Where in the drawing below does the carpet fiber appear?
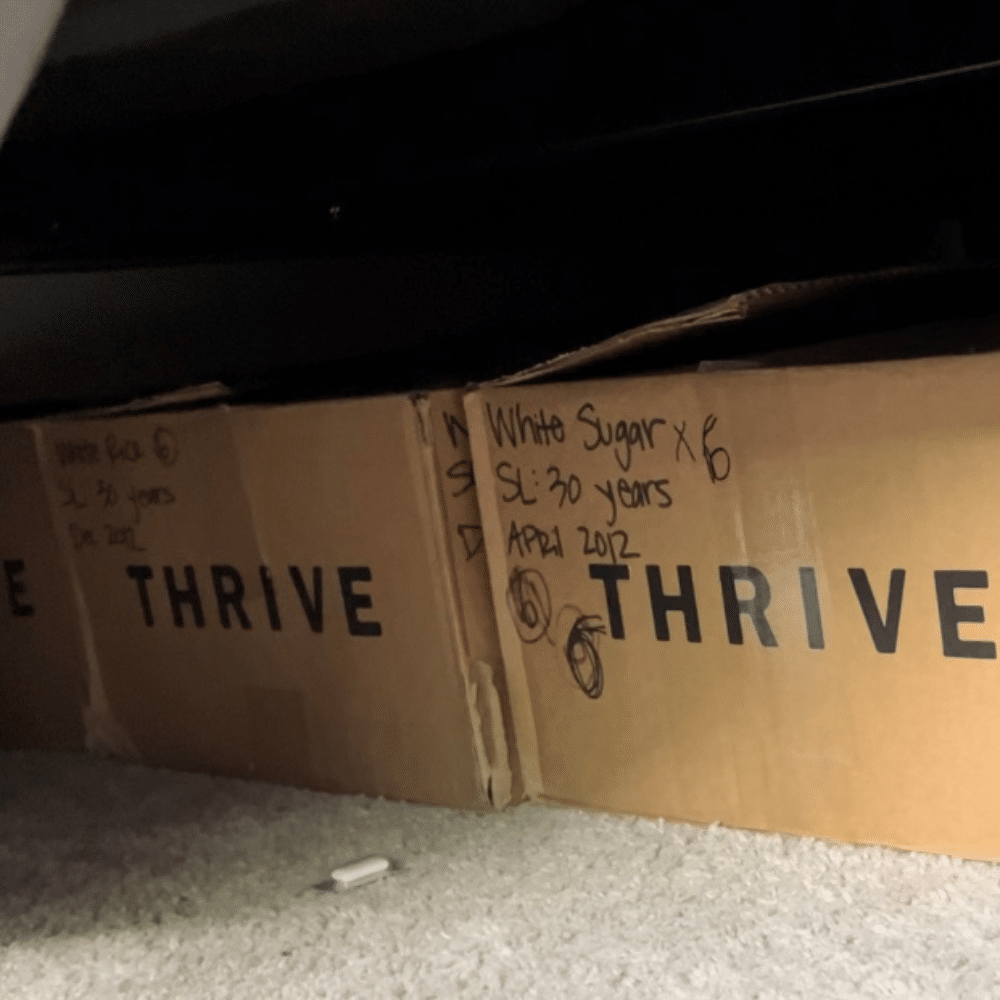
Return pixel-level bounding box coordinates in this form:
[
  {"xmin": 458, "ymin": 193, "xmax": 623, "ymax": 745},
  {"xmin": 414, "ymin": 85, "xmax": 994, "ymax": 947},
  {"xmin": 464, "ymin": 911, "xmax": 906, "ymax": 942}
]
[{"xmin": 1, "ymin": 750, "xmax": 998, "ymax": 998}]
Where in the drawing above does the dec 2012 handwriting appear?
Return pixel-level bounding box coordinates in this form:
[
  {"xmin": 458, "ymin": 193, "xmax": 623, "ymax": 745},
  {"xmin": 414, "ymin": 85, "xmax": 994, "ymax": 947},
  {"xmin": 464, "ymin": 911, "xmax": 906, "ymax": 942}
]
[
  {"xmin": 54, "ymin": 425, "xmax": 181, "ymax": 555},
  {"xmin": 68, "ymin": 523, "xmax": 145, "ymax": 553},
  {"xmin": 506, "ymin": 566, "xmax": 606, "ymax": 699}
]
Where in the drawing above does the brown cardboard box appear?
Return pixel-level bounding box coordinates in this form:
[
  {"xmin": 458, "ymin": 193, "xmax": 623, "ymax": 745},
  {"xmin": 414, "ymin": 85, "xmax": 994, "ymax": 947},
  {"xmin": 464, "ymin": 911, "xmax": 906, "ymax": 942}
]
[
  {"xmin": 17, "ymin": 389, "xmax": 517, "ymax": 809},
  {"xmin": 0, "ymin": 422, "xmax": 87, "ymax": 750},
  {"xmin": 465, "ymin": 273, "xmax": 1000, "ymax": 858}
]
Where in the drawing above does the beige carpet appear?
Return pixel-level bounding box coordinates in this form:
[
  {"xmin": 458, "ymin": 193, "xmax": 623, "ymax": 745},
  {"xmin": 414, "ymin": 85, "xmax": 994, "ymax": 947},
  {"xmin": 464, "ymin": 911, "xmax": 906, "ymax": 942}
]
[{"xmin": 1, "ymin": 749, "xmax": 999, "ymax": 999}]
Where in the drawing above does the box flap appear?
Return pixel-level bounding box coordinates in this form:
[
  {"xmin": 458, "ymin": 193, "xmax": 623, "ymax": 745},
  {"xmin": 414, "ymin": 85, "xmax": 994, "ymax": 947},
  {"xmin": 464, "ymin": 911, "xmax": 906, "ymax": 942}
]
[{"xmin": 493, "ymin": 263, "xmax": 1000, "ymax": 386}]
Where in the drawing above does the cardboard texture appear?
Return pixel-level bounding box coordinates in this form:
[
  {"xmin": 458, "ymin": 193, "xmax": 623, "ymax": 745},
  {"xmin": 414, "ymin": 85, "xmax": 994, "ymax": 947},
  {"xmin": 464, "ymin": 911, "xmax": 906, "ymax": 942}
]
[
  {"xmin": 466, "ymin": 346, "xmax": 1000, "ymax": 859},
  {"xmin": 7, "ymin": 389, "xmax": 515, "ymax": 810},
  {"xmin": 0, "ymin": 422, "xmax": 87, "ymax": 750}
]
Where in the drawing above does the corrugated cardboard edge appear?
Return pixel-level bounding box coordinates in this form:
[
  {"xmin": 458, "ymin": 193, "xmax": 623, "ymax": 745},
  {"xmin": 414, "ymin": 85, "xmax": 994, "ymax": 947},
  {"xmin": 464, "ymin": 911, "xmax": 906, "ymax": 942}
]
[
  {"xmin": 493, "ymin": 264, "xmax": 941, "ymax": 386},
  {"xmin": 28, "ymin": 420, "xmax": 140, "ymax": 762},
  {"xmin": 461, "ymin": 390, "xmax": 544, "ymax": 801},
  {"xmin": 411, "ymin": 396, "xmax": 513, "ymax": 810}
]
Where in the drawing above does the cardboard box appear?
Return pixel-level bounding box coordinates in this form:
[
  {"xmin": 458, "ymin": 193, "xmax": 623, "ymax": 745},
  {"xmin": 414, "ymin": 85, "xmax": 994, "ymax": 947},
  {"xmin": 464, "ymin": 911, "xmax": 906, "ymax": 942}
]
[
  {"xmin": 465, "ymin": 272, "xmax": 1000, "ymax": 858},
  {"xmin": 10, "ymin": 389, "xmax": 518, "ymax": 810},
  {"xmin": 0, "ymin": 422, "xmax": 87, "ymax": 750}
]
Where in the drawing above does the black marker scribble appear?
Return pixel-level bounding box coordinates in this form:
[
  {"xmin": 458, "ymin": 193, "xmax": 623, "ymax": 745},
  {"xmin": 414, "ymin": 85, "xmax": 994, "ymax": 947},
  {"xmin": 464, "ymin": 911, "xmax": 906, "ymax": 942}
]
[
  {"xmin": 508, "ymin": 568, "xmax": 607, "ymax": 698},
  {"xmin": 506, "ymin": 566, "xmax": 552, "ymax": 644},
  {"xmin": 565, "ymin": 614, "xmax": 606, "ymax": 699}
]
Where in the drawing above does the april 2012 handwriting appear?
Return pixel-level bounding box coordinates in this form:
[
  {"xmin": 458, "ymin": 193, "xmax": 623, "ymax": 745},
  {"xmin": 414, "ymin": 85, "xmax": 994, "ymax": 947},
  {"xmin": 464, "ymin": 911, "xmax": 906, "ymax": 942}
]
[{"xmin": 507, "ymin": 521, "xmax": 641, "ymax": 565}]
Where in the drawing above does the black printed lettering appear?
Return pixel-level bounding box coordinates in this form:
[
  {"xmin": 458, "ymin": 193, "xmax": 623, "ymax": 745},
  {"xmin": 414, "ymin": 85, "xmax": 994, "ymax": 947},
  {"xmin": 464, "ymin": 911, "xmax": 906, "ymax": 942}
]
[
  {"xmin": 210, "ymin": 565, "xmax": 251, "ymax": 630},
  {"xmin": 719, "ymin": 566, "xmax": 777, "ymax": 647},
  {"xmin": 163, "ymin": 565, "xmax": 205, "ymax": 628},
  {"xmin": 289, "ymin": 566, "xmax": 323, "ymax": 634},
  {"xmin": 126, "ymin": 565, "xmax": 155, "ymax": 626},
  {"xmin": 799, "ymin": 567, "xmax": 825, "ymax": 650},
  {"xmin": 646, "ymin": 565, "xmax": 700, "ymax": 642},
  {"xmin": 935, "ymin": 570, "xmax": 996, "ymax": 660},
  {"xmin": 2, "ymin": 560, "xmax": 33, "ymax": 618},
  {"xmin": 589, "ymin": 564, "xmax": 629, "ymax": 639},
  {"xmin": 848, "ymin": 568, "xmax": 905, "ymax": 654},
  {"xmin": 259, "ymin": 567, "xmax": 282, "ymax": 631},
  {"xmin": 338, "ymin": 566, "xmax": 382, "ymax": 637}
]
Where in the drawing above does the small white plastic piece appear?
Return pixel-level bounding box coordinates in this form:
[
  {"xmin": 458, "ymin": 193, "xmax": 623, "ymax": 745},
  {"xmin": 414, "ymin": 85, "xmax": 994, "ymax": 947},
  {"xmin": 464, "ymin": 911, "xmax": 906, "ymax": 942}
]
[{"xmin": 330, "ymin": 856, "xmax": 391, "ymax": 890}]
